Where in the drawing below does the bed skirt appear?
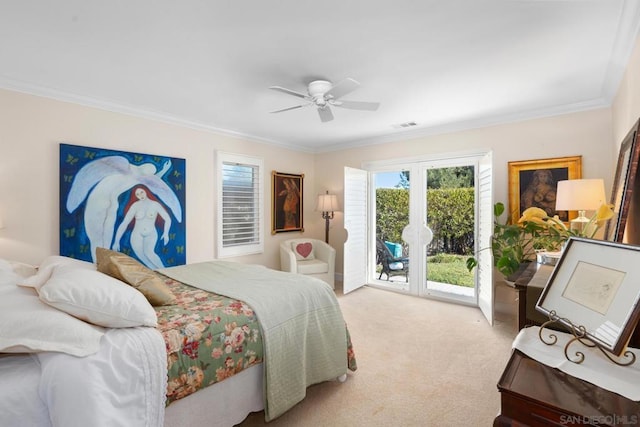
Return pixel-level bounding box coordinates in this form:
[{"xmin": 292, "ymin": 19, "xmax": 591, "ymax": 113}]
[{"xmin": 164, "ymin": 364, "xmax": 264, "ymax": 427}]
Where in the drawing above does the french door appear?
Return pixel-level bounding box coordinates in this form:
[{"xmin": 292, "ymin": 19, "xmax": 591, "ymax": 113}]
[{"xmin": 343, "ymin": 151, "xmax": 494, "ymax": 324}]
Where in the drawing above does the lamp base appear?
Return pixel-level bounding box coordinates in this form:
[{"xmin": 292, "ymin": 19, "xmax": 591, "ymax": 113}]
[
  {"xmin": 569, "ymin": 210, "xmax": 593, "ymax": 236},
  {"xmin": 324, "ymin": 217, "xmax": 330, "ymax": 244}
]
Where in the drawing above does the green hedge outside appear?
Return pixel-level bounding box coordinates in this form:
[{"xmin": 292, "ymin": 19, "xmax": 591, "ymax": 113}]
[{"xmin": 376, "ymin": 187, "xmax": 475, "ymax": 255}]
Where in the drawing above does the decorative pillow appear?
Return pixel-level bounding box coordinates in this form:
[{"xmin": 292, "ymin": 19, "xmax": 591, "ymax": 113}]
[
  {"xmin": 20, "ymin": 256, "xmax": 96, "ymax": 290},
  {"xmin": 0, "ymin": 270, "xmax": 104, "ymax": 356},
  {"xmin": 292, "ymin": 242, "xmax": 315, "ymax": 261},
  {"xmin": 96, "ymin": 248, "xmax": 175, "ymax": 306},
  {"xmin": 38, "ymin": 266, "xmax": 158, "ymax": 328}
]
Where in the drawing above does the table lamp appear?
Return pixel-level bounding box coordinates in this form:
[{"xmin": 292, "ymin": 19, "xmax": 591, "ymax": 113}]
[
  {"xmin": 555, "ymin": 179, "xmax": 606, "ymax": 235},
  {"xmin": 316, "ymin": 191, "xmax": 340, "ymax": 244}
]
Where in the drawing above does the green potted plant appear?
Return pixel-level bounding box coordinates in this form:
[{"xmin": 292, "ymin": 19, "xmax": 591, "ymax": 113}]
[{"xmin": 466, "ymin": 202, "xmax": 613, "ymax": 279}]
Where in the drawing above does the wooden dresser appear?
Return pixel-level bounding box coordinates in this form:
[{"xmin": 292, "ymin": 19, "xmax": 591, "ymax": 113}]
[{"xmin": 494, "ymin": 350, "xmax": 640, "ymax": 427}]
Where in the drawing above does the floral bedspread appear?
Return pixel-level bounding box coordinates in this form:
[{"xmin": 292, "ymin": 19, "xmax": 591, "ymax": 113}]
[
  {"xmin": 155, "ymin": 276, "xmax": 263, "ymax": 405},
  {"xmin": 155, "ymin": 275, "xmax": 357, "ymax": 406}
]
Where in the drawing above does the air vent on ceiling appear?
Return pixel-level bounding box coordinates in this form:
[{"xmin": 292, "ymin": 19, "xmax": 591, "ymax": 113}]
[{"xmin": 392, "ymin": 121, "xmax": 418, "ymax": 129}]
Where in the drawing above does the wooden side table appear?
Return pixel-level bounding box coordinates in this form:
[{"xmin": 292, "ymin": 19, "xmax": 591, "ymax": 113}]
[
  {"xmin": 494, "ymin": 350, "xmax": 640, "ymax": 427},
  {"xmin": 512, "ymin": 262, "xmax": 553, "ymax": 330}
]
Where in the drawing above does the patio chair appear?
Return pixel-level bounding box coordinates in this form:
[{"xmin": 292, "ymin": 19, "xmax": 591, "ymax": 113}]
[{"xmin": 376, "ymin": 238, "xmax": 409, "ymax": 282}]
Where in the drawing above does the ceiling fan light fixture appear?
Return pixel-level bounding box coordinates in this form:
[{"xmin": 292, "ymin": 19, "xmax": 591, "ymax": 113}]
[
  {"xmin": 308, "ymin": 80, "xmax": 333, "ymax": 97},
  {"xmin": 269, "ymin": 77, "xmax": 380, "ymax": 123}
]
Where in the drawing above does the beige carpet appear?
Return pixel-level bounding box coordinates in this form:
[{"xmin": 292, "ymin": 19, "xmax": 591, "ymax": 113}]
[{"xmin": 238, "ymin": 285, "xmax": 518, "ymax": 427}]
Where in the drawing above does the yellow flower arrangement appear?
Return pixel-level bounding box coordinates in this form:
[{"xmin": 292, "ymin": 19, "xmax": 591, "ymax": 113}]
[
  {"xmin": 592, "ymin": 203, "xmax": 616, "ymax": 233},
  {"xmin": 467, "ymin": 202, "xmax": 614, "ymax": 277}
]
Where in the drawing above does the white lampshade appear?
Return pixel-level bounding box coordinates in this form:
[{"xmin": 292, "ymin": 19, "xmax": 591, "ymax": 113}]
[
  {"xmin": 316, "ymin": 193, "xmax": 340, "ymax": 212},
  {"xmin": 555, "ymin": 179, "xmax": 606, "ymax": 211},
  {"xmin": 555, "ymin": 179, "xmax": 606, "ymax": 234}
]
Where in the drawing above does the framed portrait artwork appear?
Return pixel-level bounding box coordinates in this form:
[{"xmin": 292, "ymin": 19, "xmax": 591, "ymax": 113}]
[
  {"xmin": 536, "ymin": 237, "xmax": 640, "ymax": 356},
  {"xmin": 272, "ymin": 171, "xmax": 304, "ymax": 234},
  {"xmin": 605, "ymin": 119, "xmax": 640, "ymax": 242},
  {"xmin": 508, "ymin": 156, "xmax": 582, "ymax": 224}
]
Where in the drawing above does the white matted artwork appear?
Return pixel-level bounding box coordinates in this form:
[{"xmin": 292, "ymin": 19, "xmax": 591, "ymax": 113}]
[
  {"xmin": 561, "ymin": 261, "xmax": 625, "ymax": 315},
  {"xmin": 536, "ymin": 237, "xmax": 640, "ymax": 356}
]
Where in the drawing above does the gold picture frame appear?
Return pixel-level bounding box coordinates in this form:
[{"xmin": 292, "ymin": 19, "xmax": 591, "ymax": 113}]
[
  {"xmin": 508, "ymin": 156, "xmax": 582, "ymax": 224},
  {"xmin": 272, "ymin": 171, "xmax": 304, "ymax": 234}
]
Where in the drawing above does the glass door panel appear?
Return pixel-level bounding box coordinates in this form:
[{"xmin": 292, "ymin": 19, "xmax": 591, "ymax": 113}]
[
  {"xmin": 423, "ymin": 164, "xmax": 476, "ymax": 303},
  {"xmin": 372, "ymin": 170, "xmax": 410, "ymax": 292}
]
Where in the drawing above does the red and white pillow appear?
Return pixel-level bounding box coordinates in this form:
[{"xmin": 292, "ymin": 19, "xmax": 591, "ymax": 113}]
[{"xmin": 292, "ymin": 242, "xmax": 315, "ymax": 261}]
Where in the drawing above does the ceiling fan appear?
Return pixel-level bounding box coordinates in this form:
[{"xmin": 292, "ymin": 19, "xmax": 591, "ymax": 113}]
[{"xmin": 269, "ymin": 78, "xmax": 380, "ymax": 123}]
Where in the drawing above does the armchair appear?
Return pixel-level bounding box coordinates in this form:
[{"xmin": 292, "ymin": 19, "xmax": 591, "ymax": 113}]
[{"xmin": 280, "ymin": 238, "xmax": 336, "ymax": 289}]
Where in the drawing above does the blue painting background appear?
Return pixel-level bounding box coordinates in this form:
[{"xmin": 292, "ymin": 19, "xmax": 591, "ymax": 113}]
[{"xmin": 60, "ymin": 143, "xmax": 186, "ymax": 267}]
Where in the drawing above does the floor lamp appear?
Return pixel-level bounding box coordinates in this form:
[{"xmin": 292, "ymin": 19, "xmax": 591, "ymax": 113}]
[{"xmin": 316, "ymin": 191, "xmax": 340, "ymax": 244}]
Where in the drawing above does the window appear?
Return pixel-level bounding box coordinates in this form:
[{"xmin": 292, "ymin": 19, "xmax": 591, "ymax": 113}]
[{"xmin": 216, "ymin": 152, "xmax": 264, "ymax": 258}]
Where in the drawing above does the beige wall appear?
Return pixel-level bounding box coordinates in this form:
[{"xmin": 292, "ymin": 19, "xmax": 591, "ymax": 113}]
[
  {"xmin": 0, "ymin": 89, "xmax": 321, "ymax": 267},
  {"xmin": 0, "ymin": 90, "xmax": 619, "ymax": 272},
  {"xmin": 5, "ymin": 34, "xmax": 640, "ymax": 270},
  {"xmin": 612, "ymin": 34, "xmax": 640, "ymax": 147},
  {"xmin": 316, "ymin": 109, "xmax": 615, "ymax": 274}
]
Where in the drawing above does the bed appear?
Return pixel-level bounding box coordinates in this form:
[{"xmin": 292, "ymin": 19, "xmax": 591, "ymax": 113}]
[{"xmin": 0, "ymin": 252, "xmax": 356, "ymax": 427}]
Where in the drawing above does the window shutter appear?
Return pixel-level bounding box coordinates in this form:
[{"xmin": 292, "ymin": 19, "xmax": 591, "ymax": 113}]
[{"xmin": 217, "ymin": 152, "xmax": 264, "ymax": 257}]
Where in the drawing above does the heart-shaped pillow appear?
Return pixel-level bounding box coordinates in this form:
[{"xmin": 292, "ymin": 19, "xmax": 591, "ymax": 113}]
[{"xmin": 292, "ymin": 242, "xmax": 315, "ymax": 260}]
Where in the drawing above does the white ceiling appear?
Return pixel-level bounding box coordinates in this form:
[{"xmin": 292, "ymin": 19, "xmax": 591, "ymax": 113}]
[{"xmin": 1, "ymin": 1, "xmax": 639, "ymax": 152}]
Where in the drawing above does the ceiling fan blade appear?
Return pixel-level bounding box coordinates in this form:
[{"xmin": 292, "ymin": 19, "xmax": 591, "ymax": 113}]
[
  {"xmin": 270, "ymin": 104, "xmax": 306, "ymax": 113},
  {"xmin": 325, "ymin": 78, "xmax": 360, "ymax": 100},
  {"xmin": 269, "ymin": 86, "xmax": 309, "ymax": 99},
  {"xmin": 334, "ymin": 100, "xmax": 380, "ymax": 111},
  {"xmin": 317, "ymin": 106, "xmax": 334, "ymax": 122}
]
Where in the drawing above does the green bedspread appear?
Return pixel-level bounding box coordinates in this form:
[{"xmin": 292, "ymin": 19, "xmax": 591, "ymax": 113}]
[{"xmin": 159, "ymin": 261, "xmax": 350, "ymax": 421}]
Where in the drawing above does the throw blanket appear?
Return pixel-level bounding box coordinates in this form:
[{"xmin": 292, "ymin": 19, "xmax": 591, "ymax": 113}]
[{"xmin": 160, "ymin": 261, "xmax": 348, "ymax": 421}]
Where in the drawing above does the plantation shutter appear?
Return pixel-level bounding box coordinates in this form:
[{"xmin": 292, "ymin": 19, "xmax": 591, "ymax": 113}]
[
  {"xmin": 477, "ymin": 151, "xmax": 494, "ymax": 325},
  {"xmin": 343, "ymin": 166, "xmax": 368, "ymax": 294},
  {"xmin": 217, "ymin": 152, "xmax": 264, "ymax": 257}
]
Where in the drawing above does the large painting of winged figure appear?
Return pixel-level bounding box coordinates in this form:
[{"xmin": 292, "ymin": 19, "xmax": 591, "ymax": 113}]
[{"xmin": 60, "ymin": 143, "xmax": 186, "ymax": 268}]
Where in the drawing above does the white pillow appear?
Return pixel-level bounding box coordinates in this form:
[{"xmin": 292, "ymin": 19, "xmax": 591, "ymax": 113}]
[
  {"xmin": 0, "ymin": 259, "xmax": 11, "ymax": 270},
  {"xmin": 0, "ymin": 273, "xmax": 104, "ymax": 357},
  {"xmin": 0, "ymin": 259, "xmax": 37, "ymax": 279},
  {"xmin": 38, "ymin": 266, "xmax": 158, "ymax": 328},
  {"xmin": 20, "ymin": 256, "xmax": 96, "ymax": 290},
  {"xmin": 292, "ymin": 241, "xmax": 315, "ymax": 261},
  {"xmin": 0, "ymin": 267, "xmax": 19, "ymax": 287},
  {"xmin": 10, "ymin": 261, "xmax": 38, "ymax": 279}
]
